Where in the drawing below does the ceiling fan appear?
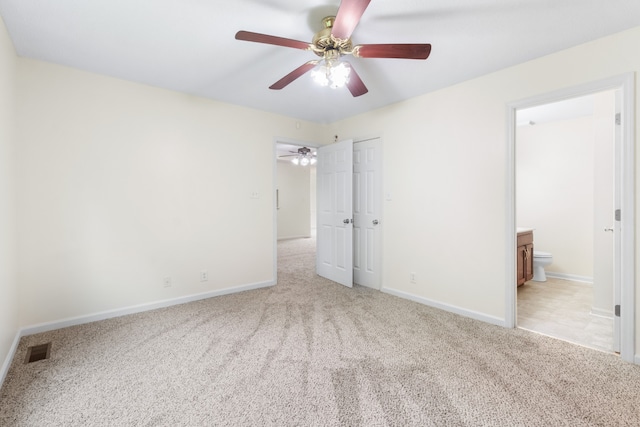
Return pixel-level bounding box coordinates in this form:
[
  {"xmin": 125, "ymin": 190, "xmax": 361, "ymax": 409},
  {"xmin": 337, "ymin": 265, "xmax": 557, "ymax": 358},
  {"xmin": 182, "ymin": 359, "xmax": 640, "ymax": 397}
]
[
  {"xmin": 235, "ymin": 0, "xmax": 432, "ymax": 97},
  {"xmin": 279, "ymin": 147, "xmax": 317, "ymax": 166}
]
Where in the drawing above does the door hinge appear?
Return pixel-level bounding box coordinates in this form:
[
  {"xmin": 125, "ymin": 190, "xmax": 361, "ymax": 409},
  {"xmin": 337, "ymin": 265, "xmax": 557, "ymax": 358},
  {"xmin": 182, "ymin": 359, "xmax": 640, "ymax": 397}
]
[
  {"xmin": 615, "ymin": 209, "xmax": 621, "ymax": 222},
  {"xmin": 615, "ymin": 113, "xmax": 621, "ymax": 125},
  {"xmin": 615, "ymin": 304, "xmax": 621, "ymax": 317}
]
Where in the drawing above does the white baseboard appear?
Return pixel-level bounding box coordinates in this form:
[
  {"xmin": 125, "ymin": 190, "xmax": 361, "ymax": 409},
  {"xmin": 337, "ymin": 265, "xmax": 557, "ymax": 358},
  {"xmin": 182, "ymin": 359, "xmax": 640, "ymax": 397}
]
[
  {"xmin": 590, "ymin": 307, "xmax": 614, "ymax": 319},
  {"xmin": 4, "ymin": 280, "xmax": 636, "ymax": 388},
  {"xmin": 2, "ymin": 280, "xmax": 274, "ymax": 389},
  {"xmin": 545, "ymin": 272, "xmax": 593, "ymax": 284},
  {"xmin": 1, "ymin": 280, "xmax": 274, "ymax": 386},
  {"xmin": 277, "ymin": 235, "xmax": 311, "ymax": 241},
  {"xmin": 380, "ymin": 287, "xmax": 505, "ymax": 327},
  {"xmin": 21, "ymin": 280, "xmax": 275, "ymax": 337},
  {"xmin": 0, "ymin": 331, "xmax": 22, "ymax": 389}
]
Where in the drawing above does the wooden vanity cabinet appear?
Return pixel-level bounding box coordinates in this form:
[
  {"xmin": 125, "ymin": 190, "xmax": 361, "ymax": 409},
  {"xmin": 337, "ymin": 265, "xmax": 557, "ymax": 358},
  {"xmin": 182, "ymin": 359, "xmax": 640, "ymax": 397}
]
[{"xmin": 517, "ymin": 231, "xmax": 534, "ymax": 286}]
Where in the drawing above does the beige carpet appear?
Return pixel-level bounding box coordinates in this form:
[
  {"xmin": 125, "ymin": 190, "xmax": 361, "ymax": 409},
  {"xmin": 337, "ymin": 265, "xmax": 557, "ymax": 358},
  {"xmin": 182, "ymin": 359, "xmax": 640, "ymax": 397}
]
[{"xmin": 1, "ymin": 237, "xmax": 640, "ymax": 426}]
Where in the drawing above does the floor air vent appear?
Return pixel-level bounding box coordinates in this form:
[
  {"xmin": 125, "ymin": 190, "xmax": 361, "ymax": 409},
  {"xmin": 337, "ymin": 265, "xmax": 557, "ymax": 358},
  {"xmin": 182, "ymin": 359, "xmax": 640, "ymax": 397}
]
[{"xmin": 25, "ymin": 342, "xmax": 52, "ymax": 364}]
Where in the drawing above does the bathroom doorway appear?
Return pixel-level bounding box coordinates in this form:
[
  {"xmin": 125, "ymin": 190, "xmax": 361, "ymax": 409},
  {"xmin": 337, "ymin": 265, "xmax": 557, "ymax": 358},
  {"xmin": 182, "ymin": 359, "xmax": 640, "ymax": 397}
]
[
  {"xmin": 515, "ymin": 91, "xmax": 616, "ymax": 352},
  {"xmin": 506, "ymin": 74, "xmax": 635, "ymax": 363}
]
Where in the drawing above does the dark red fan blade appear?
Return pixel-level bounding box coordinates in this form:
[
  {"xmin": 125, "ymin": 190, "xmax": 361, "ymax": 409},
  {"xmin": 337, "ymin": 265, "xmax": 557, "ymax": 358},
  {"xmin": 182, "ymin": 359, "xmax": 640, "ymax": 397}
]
[
  {"xmin": 345, "ymin": 63, "xmax": 368, "ymax": 97},
  {"xmin": 332, "ymin": 0, "xmax": 371, "ymax": 40},
  {"xmin": 355, "ymin": 44, "xmax": 432, "ymax": 60},
  {"xmin": 235, "ymin": 31, "xmax": 311, "ymax": 51},
  {"xmin": 270, "ymin": 61, "xmax": 318, "ymax": 90}
]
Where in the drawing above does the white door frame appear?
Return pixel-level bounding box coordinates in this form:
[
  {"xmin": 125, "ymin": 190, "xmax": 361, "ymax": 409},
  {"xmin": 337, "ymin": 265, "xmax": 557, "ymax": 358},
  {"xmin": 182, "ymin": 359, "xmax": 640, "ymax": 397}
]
[{"xmin": 505, "ymin": 73, "xmax": 636, "ymax": 363}]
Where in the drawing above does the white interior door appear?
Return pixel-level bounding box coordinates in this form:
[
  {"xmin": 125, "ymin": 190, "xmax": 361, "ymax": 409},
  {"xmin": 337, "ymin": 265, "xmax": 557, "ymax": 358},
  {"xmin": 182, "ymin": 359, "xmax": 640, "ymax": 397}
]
[
  {"xmin": 316, "ymin": 139, "xmax": 354, "ymax": 287},
  {"xmin": 612, "ymin": 89, "xmax": 622, "ymax": 353},
  {"xmin": 353, "ymin": 138, "xmax": 382, "ymax": 289},
  {"xmin": 593, "ymin": 90, "xmax": 618, "ymax": 352}
]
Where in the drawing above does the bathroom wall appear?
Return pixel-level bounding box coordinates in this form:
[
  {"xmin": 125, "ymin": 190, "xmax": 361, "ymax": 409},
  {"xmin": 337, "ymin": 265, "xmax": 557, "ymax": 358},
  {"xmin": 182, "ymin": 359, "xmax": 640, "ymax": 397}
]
[{"xmin": 516, "ymin": 114, "xmax": 597, "ymax": 280}]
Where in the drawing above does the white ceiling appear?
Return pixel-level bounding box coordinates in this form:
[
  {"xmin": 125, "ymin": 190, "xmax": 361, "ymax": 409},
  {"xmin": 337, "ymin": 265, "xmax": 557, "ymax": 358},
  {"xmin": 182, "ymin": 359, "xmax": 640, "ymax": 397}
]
[{"xmin": 1, "ymin": 0, "xmax": 639, "ymax": 124}]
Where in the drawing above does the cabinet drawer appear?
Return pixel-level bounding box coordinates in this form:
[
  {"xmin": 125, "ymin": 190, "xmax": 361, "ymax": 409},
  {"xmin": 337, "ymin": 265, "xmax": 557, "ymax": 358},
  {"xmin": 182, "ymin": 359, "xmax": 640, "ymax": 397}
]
[{"xmin": 517, "ymin": 231, "xmax": 533, "ymax": 246}]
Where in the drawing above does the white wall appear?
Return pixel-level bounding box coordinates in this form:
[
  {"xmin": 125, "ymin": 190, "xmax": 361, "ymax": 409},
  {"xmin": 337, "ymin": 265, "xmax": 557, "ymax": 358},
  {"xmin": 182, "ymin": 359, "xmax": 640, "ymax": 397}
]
[
  {"xmin": 310, "ymin": 165, "xmax": 316, "ymax": 231},
  {"xmin": 516, "ymin": 116, "xmax": 595, "ymax": 279},
  {"xmin": 330, "ymin": 26, "xmax": 640, "ymax": 351},
  {"xmin": 0, "ymin": 15, "xmax": 18, "ymax": 381},
  {"xmin": 277, "ymin": 160, "xmax": 311, "ymax": 240},
  {"xmin": 15, "ymin": 59, "xmax": 327, "ymax": 327}
]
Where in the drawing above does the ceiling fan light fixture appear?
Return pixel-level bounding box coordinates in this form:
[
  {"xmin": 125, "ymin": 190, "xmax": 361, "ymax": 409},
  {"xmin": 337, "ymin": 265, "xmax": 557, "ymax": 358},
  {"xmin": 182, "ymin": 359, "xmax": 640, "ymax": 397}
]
[
  {"xmin": 291, "ymin": 154, "xmax": 312, "ymax": 166},
  {"xmin": 287, "ymin": 146, "xmax": 317, "ymax": 166},
  {"xmin": 235, "ymin": 0, "xmax": 432, "ymax": 97},
  {"xmin": 311, "ymin": 66, "xmax": 330, "ymax": 87},
  {"xmin": 311, "ymin": 60, "xmax": 351, "ymax": 89},
  {"xmin": 329, "ymin": 61, "xmax": 351, "ymax": 88}
]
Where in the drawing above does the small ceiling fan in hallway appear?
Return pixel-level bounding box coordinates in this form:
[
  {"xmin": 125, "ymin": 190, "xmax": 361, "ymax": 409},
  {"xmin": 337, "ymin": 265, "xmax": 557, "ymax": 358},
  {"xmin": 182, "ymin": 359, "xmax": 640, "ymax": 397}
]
[
  {"xmin": 279, "ymin": 146, "xmax": 317, "ymax": 166},
  {"xmin": 235, "ymin": 0, "xmax": 432, "ymax": 97}
]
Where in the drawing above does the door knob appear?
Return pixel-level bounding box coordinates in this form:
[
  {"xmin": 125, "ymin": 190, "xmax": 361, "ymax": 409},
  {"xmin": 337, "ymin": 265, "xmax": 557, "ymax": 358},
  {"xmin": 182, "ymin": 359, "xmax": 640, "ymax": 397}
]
[
  {"xmin": 604, "ymin": 227, "xmax": 614, "ymax": 232},
  {"xmin": 373, "ymin": 219, "xmax": 379, "ymax": 225},
  {"xmin": 343, "ymin": 219, "xmax": 350, "ymax": 224}
]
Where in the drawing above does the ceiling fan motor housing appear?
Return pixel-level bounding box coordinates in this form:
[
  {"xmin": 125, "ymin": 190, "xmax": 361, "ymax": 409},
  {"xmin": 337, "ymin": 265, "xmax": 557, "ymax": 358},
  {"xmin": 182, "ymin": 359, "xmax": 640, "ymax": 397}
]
[{"xmin": 312, "ymin": 16, "xmax": 353, "ymax": 58}]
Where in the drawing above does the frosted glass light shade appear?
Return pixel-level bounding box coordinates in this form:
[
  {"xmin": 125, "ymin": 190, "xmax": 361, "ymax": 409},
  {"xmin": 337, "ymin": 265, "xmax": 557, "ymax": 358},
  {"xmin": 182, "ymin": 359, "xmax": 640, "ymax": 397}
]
[{"xmin": 311, "ymin": 61, "xmax": 351, "ymax": 89}]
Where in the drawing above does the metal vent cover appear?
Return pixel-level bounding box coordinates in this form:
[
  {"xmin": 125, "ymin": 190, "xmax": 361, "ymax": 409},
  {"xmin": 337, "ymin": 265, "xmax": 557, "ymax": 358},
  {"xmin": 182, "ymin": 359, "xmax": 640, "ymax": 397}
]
[{"xmin": 25, "ymin": 342, "xmax": 52, "ymax": 364}]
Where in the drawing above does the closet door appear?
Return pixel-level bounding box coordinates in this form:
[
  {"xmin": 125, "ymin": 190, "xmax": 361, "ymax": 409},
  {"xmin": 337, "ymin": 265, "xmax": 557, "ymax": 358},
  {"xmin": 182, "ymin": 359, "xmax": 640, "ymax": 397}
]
[
  {"xmin": 353, "ymin": 138, "xmax": 382, "ymax": 289},
  {"xmin": 316, "ymin": 139, "xmax": 353, "ymax": 287}
]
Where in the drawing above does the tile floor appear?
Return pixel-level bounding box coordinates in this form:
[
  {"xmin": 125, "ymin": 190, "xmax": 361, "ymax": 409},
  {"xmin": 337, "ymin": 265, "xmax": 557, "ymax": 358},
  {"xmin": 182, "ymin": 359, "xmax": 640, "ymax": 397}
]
[{"xmin": 517, "ymin": 277, "xmax": 615, "ymax": 353}]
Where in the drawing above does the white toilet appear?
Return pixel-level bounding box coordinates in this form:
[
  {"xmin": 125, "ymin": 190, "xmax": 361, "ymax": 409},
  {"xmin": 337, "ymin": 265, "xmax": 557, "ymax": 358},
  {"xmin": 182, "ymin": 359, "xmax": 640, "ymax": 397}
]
[{"xmin": 532, "ymin": 251, "xmax": 553, "ymax": 282}]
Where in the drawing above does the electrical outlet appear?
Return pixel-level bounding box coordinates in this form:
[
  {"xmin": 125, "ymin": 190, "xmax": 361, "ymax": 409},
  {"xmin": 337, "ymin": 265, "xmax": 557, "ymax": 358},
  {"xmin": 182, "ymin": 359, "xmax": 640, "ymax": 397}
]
[
  {"xmin": 163, "ymin": 276, "xmax": 172, "ymax": 288},
  {"xmin": 410, "ymin": 272, "xmax": 416, "ymax": 284},
  {"xmin": 200, "ymin": 271, "xmax": 208, "ymax": 282}
]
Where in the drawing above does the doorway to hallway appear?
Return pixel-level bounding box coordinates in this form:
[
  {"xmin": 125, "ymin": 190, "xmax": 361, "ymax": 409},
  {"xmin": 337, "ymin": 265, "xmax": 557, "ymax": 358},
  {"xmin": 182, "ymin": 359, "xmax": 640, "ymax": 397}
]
[{"xmin": 274, "ymin": 137, "xmax": 383, "ymax": 290}]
